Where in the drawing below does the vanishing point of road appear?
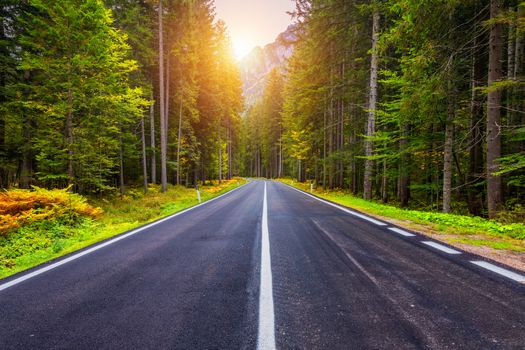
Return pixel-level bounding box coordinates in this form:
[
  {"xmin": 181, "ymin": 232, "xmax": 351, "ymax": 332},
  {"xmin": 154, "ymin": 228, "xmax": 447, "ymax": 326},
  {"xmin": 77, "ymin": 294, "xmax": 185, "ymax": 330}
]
[{"xmin": 1, "ymin": 180, "xmax": 524, "ymax": 349}]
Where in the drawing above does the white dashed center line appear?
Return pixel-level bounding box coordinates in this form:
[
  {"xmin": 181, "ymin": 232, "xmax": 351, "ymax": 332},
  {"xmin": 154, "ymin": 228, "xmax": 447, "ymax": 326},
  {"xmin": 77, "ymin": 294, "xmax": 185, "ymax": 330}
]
[
  {"xmin": 422, "ymin": 241, "xmax": 462, "ymax": 255},
  {"xmin": 388, "ymin": 227, "xmax": 416, "ymax": 237},
  {"xmin": 471, "ymin": 261, "xmax": 525, "ymax": 283}
]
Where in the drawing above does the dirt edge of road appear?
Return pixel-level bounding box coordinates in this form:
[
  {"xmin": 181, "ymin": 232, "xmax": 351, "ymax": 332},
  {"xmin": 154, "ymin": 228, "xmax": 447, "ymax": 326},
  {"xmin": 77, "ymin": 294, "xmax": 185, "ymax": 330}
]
[
  {"xmin": 343, "ymin": 211, "xmax": 525, "ymax": 274},
  {"xmin": 278, "ymin": 181, "xmax": 525, "ymax": 274}
]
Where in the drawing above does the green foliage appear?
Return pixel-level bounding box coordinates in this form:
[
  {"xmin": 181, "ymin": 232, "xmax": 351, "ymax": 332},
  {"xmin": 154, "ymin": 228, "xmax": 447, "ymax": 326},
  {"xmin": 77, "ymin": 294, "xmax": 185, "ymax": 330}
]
[
  {"xmin": 0, "ymin": 217, "xmax": 93, "ymax": 270},
  {"xmin": 247, "ymin": 0, "xmax": 525, "ymax": 218},
  {"xmin": 15, "ymin": 0, "xmax": 147, "ymax": 192},
  {"xmin": 2, "ymin": 0, "xmax": 244, "ymax": 192},
  {"xmin": 496, "ymin": 153, "xmax": 525, "ymax": 186}
]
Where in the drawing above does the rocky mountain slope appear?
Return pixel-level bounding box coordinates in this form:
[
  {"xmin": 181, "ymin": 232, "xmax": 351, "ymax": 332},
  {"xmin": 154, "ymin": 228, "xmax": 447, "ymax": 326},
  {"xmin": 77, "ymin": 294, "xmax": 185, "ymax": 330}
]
[{"xmin": 238, "ymin": 25, "xmax": 295, "ymax": 106}]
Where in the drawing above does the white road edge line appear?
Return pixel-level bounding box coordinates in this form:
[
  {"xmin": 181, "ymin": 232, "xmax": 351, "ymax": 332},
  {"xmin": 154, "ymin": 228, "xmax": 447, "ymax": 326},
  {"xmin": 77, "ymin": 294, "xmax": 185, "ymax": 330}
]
[
  {"xmin": 422, "ymin": 241, "xmax": 462, "ymax": 255},
  {"xmin": 471, "ymin": 261, "xmax": 525, "ymax": 283},
  {"xmin": 0, "ymin": 182, "xmax": 249, "ymax": 292},
  {"xmin": 257, "ymin": 182, "xmax": 277, "ymax": 350},
  {"xmin": 388, "ymin": 227, "xmax": 416, "ymax": 237},
  {"xmin": 282, "ymin": 183, "xmax": 387, "ymax": 226}
]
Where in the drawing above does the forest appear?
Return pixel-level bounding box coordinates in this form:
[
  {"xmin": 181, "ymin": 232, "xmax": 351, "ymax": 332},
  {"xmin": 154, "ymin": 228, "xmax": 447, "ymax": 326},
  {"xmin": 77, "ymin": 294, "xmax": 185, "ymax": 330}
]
[
  {"xmin": 245, "ymin": 0, "xmax": 525, "ymax": 220},
  {"xmin": 0, "ymin": 0, "xmax": 243, "ymax": 196},
  {"xmin": 1, "ymin": 0, "xmax": 525, "ymax": 222}
]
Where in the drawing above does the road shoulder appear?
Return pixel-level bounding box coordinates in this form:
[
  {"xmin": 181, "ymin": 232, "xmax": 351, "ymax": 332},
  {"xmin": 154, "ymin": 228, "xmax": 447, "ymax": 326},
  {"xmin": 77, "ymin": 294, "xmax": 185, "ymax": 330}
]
[{"xmin": 276, "ymin": 179, "xmax": 525, "ymax": 273}]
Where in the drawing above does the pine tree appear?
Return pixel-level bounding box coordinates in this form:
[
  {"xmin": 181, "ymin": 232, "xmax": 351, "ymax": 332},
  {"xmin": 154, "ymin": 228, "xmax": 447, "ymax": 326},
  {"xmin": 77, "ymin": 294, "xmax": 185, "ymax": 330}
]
[{"xmin": 20, "ymin": 0, "xmax": 146, "ymax": 193}]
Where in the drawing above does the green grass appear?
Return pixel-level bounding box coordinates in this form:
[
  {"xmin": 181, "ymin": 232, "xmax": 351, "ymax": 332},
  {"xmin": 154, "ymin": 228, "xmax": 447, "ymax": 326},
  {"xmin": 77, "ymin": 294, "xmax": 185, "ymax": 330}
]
[
  {"xmin": 0, "ymin": 179, "xmax": 246, "ymax": 279},
  {"xmin": 278, "ymin": 178, "xmax": 525, "ymax": 252}
]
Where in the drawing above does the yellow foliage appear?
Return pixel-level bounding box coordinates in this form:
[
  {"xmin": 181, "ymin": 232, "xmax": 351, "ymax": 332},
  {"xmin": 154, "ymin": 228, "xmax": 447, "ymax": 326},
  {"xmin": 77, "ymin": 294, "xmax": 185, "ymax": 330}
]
[
  {"xmin": 0, "ymin": 187, "xmax": 102, "ymax": 234},
  {"xmin": 202, "ymin": 179, "xmax": 238, "ymax": 194}
]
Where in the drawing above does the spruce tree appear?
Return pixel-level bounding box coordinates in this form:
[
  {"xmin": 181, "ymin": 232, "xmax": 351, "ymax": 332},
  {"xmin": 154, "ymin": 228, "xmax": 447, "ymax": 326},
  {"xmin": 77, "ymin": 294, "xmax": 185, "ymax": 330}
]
[{"xmin": 20, "ymin": 0, "xmax": 146, "ymax": 193}]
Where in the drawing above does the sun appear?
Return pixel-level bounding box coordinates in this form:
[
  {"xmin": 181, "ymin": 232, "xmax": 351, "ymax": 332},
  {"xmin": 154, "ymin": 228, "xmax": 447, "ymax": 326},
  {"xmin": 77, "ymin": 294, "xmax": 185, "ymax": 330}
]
[{"xmin": 232, "ymin": 38, "xmax": 253, "ymax": 60}]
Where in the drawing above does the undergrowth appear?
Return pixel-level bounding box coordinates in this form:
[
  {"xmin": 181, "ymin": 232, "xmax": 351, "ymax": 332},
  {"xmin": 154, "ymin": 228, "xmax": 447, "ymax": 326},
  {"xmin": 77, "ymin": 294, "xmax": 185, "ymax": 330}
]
[
  {"xmin": 0, "ymin": 217, "xmax": 93, "ymax": 269},
  {"xmin": 0, "ymin": 186, "xmax": 102, "ymax": 233}
]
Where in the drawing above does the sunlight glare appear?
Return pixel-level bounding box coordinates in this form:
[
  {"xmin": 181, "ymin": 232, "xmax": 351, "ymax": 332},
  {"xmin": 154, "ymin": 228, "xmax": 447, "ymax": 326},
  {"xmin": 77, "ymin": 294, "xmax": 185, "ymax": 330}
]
[{"xmin": 233, "ymin": 38, "xmax": 253, "ymax": 60}]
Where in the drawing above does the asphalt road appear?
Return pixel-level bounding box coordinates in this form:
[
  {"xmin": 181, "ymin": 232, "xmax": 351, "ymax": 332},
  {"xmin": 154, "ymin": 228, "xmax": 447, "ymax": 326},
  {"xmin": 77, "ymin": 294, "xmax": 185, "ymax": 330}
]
[{"xmin": 1, "ymin": 180, "xmax": 524, "ymax": 349}]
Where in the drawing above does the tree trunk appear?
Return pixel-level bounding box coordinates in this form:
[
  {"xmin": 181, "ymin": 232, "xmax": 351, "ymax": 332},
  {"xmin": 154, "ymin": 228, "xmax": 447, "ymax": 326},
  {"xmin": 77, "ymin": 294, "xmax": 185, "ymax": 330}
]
[
  {"xmin": 228, "ymin": 121, "xmax": 232, "ymax": 179},
  {"xmin": 0, "ymin": 107, "xmax": 4, "ymax": 187},
  {"xmin": 443, "ymin": 98, "xmax": 454, "ymax": 213},
  {"xmin": 514, "ymin": 8, "xmax": 523, "ymax": 81},
  {"xmin": 218, "ymin": 117, "xmax": 222, "ymax": 184},
  {"xmin": 150, "ymin": 95, "xmax": 156, "ymax": 184},
  {"xmin": 507, "ymin": 18, "xmax": 516, "ymax": 138},
  {"xmin": 398, "ymin": 125, "xmax": 410, "ymax": 207},
  {"xmin": 141, "ymin": 116, "xmax": 148, "ymax": 194},
  {"xmin": 250, "ymin": 151, "xmax": 253, "ymax": 177},
  {"xmin": 329, "ymin": 68, "xmax": 334, "ymax": 189},
  {"xmin": 119, "ymin": 130, "xmax": 125, "ymax": 200},
  {"xmin": 176, "ymin": 95, "xmax": 183, "ymax": 185},
  {"xmin": 158, "ymin": 0, "xmax": 167, "ymax": 192},
  {"xmin": 338, "ymin": 82, "xmax": 344, "ymax": 188},
  {"xmin": 257, "ymin": 150, "xmax": 261, "ymax": 178},
  {"xmin": 0, "ymin": 20, "xmax": 6, "ymax": 189},
  {"xmin": 20, "ymin": 115, "xmax": 32, "ymax": 190},
  {"xmin": 66, "ymin": 71, "xmax": 74, "ymax": 189},
  {"xmin": 514, "ymin": 6, "xmax": 525, "ymax": 151},
  {"xmin": 323, "ymin": 105, "xmax": 327, "ymax": 190},
  {"xmin": 165, "ymin": 55, "xmax": 170, "ymax": 140},
  {"xmin": 468, "ymin": 40, "xmax": 485, "ymax": 216},
  {"xmin": 364, "ymin": 10, "xmax": 379, "ymax": 200},
  {"xmin": 20, "ymin": 71, "xmax": 32, "ymax": 190},
  {"xmin": 508, "ymin": 22, "xmax": 515, "ymax": 82},
  {"xmin": 382, "ymin": 150, "xmax": 388, "ymax": 203},
  {"xmin": 279, "ymin": 123, "xmax": 283, "ymax": 178},
  {"xmin": 486, "ymin": 0, "xmax": 503, "ymax": 218},
  {"xmin": 165, "ymin": 55, "xmax": 170, "ymax": 184}
]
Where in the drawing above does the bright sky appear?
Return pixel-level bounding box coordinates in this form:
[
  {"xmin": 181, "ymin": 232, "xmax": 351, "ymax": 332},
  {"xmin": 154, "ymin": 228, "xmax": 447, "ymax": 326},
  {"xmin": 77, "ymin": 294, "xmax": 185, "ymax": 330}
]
[{"xmin": 214, "ymin": 0, "xmax": 295, "ymax": 60}]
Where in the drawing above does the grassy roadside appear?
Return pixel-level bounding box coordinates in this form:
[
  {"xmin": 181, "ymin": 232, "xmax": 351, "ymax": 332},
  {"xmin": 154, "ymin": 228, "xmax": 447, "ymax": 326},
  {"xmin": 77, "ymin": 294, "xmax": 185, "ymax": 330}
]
[
  {"xmin": 0, "ymin": 179, "xmax": 246, "ymax": 279},
  {"xmin": 277, "ymin": 178, "xmax": 525, "ymax": 254}
]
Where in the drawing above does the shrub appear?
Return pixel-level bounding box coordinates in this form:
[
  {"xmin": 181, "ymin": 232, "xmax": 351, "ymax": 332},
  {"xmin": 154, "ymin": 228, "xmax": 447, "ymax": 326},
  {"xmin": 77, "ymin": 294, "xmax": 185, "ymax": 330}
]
[{"xmin": 0, "ymin": 187, "xmax": 102, "ymax": 234}]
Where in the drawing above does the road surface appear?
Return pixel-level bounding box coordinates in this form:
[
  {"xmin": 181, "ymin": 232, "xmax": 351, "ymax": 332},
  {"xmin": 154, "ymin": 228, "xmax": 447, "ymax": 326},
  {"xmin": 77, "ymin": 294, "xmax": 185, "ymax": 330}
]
[{"xmin": 1, "ymin": 180, "xmax": 524, "ymax": 349}]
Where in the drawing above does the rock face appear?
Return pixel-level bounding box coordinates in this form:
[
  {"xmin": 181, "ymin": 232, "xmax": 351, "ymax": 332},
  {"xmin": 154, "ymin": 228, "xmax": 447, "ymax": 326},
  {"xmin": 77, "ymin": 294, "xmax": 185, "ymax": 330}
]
[{"xmin": 238, "ymin": 25, "xmax": 295, "ymax": 106}]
